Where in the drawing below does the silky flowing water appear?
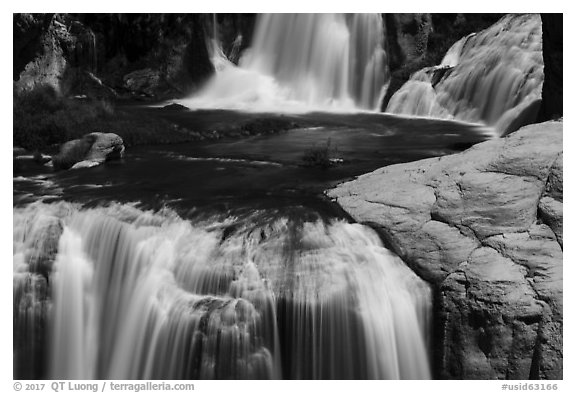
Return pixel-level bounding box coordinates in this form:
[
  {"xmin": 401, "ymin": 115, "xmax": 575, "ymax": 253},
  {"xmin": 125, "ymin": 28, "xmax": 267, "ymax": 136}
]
[
  {"xmin": 14, "ymin": 202, "xmax": 431, "ymax": 379},
  {"xmin": 12, "ymin": 11, "xmax": 543, "ymax": 380},
  {"xmin": 386, "ymin": 14, "xmax": 543, "ymax": 134},
  {"xmin": 12, "ymin": 111, "xmax": 494, "ymax": 379},
  {"xmin": 181, "ymin": 14, "xmax": 388, "ymax": 112}
]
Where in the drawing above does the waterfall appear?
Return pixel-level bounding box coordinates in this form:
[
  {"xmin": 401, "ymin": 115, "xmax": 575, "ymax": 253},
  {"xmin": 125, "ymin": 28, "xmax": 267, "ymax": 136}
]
[
  {"xmin": 181, "ymin": 14, "xmax": 388, "ymax": 112},
  {"xmin": 207, "ymin": 14, "xmax": 230, "ymax": 72},
  {"xmin": 386, "ymin": 14, "xmax": 543, "ymax": 134},
  {"xmin": 14, "ymin": 202, "xmax": 432, "ymax": 380}
]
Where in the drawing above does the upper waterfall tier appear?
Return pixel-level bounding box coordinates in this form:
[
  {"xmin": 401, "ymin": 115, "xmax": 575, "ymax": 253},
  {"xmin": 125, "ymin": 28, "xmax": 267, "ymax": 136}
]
[
  {"xmin": 386, "ymin": 14, "xmax": 543, "ymax": 134},
  {"xmin": 181, "ymin": 14, "xmax": 389, "ymax": 112}
]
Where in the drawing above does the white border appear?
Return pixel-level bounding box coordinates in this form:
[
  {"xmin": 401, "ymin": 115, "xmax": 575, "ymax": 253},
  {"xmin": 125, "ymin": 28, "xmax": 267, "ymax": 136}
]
[{"xmin": 3, "ymin": 3, "xmax": 572, "ymax": 392}]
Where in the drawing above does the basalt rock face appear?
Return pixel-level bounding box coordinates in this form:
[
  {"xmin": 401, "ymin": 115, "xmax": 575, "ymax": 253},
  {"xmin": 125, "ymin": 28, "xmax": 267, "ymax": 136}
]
[
  {"xmin": 385, "ymin": 14, "xmax": 433, "ymax": 71},
  {"xmin": 382, "ymin": 13, "xmax": 432, "ymax": 110},
  {"xmin": 328, "ymin": 121, "xmax": 563, "ymax": 379},
  {"xmin": 538, "ymin": 14, "xmax": 563, "ymax": 121},
  {"xmin": 13, "ymin": 14, "xmax": 102, "ymax": 96},
  {"xmin": 13, "ymin": 14, "xmax": 232, "ymax": 100},
  {"xmin": 74, "ymin": 14, "xmax": 216, "ymax": 98},
  {"xmin": 13, "ymin": 13, "xmax": 54, "ymax": 81},
  {"xmin": 74, "ymin": 14, "xmax": 255, "ymax": 98}
]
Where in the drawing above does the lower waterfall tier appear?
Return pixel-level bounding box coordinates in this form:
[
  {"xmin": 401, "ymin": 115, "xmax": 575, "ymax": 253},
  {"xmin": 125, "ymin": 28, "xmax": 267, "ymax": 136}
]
[{"xmin": 14, "ymin": 202, "xmax": 432, "ymax": 379}]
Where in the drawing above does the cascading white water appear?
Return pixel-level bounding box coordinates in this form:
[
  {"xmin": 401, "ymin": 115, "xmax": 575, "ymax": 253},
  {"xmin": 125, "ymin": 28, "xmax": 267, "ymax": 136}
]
[
  {"xmin": 386, "ymin": 14, "xmax": 543, "ymax": 134},
  {"xmin": 180, "ymin": 14, "xmax": 389, "ymax": 112},
  {"xmin": 14, "ymin": 202, "xmax": 432, "ymax": 380}
]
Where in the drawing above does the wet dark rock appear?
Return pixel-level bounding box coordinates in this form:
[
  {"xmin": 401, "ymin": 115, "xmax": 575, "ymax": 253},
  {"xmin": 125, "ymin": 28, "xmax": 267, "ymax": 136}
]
[
  {"xmin": 161, "ymin": 103, "xmax": 188, "ymax": 111},
  {"xmin": 539, "ymin": 14, "xmax": 563, "ymax": 121},
  {"xmin": 328, "ymin": 121, "xmax": 563, "ymax": 379},
  {"xmin": 430, "ymin": 65, "xmax": 453, "ymax": 87}
]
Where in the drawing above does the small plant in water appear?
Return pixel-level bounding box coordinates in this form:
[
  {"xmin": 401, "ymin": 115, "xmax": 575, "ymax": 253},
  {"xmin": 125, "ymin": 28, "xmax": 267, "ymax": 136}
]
[{"xmin": 302, "ymin": 138, "xmax": 340, "ymax": 169}]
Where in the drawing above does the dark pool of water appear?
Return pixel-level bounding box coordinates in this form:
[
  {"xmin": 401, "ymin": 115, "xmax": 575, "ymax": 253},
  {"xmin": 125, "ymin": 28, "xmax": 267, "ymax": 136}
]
[{"xmin": 14, "ymin": 110, "xmax": 492, "ymax": 218}]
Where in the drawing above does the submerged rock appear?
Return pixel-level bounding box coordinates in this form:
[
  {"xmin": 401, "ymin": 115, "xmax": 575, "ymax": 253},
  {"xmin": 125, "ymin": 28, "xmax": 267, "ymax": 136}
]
[
  {"xmin": 328, "ymin": 121, "xmax": 563, "ymax": 379},
  {"xmin": 13, "ymin": 147, "xmax": 28, "ymax": 157},
  {"xmin": 160, "ymin": 103, "xmax": 188, "ymax": 111},
  {"xmin": 52, "ymin": 132, "xmax": 124, "ymax": 170}
]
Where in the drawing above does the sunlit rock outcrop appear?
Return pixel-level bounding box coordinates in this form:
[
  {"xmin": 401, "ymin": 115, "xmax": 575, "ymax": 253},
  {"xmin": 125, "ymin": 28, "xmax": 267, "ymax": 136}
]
[{"xmin": 328, "ymin": 120, "xmax": 563, "ymax": 379}]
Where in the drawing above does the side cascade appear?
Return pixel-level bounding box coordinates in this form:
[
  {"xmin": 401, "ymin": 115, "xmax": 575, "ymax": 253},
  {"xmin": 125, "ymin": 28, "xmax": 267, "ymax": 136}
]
[
  {"xmin": 180, "ymin": 14, "xmax": 389, "ymax": 112},
  {"xmin": 14, "ymin": 202, "xmax": 432, "ymax": 380},
  {"xmin": 386, "ymin": 14, "xmax": 544, "ymax": 135}
]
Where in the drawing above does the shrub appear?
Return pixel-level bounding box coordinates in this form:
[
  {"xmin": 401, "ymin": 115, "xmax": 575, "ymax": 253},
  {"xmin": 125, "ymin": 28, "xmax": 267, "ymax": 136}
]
[{"xmin": 302, "ymin": 138, "xmax": 338, "ymax": 169}]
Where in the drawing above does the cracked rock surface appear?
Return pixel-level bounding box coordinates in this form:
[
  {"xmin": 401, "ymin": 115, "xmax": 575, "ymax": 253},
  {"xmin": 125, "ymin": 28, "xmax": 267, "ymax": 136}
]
[{"xmin": 327, "ymin": 121, "xmax": 562, "ymax": 379}]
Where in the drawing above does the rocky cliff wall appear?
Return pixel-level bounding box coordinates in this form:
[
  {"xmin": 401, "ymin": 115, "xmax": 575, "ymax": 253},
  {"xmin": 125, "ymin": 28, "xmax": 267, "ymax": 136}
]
[
  {"xmin": 13, "ymin": 14, "xmax": 105, "ymax": 97},
  {"xmin": 538, "ymin": 14, "xmax": 563, "ymax": 121},
  {"xmin": 13, "ymin": 13, "xmax": 255, "ymax": 99}
]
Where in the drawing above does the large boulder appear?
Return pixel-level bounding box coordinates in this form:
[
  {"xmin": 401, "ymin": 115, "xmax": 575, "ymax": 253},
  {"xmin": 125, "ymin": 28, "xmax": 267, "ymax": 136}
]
[
  {"xmin": 52, "ymin": 132, "xmax": 124, "ymax": 170},
  {"xmin": 327, "ymin": 121, "xmax": 563, "ymax": 379}
]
